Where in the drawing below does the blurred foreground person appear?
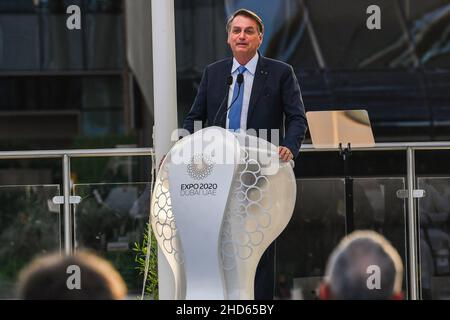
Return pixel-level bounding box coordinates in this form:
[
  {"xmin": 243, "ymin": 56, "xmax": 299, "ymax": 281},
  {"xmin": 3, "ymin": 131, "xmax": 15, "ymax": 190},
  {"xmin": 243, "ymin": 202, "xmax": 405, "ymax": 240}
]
[
  {"xmin": 17, "ymin": 250, "xmax": 127, "ymax": 300},
  {"xmin": 319, "ymin": 230, "xmax": 403, "ymax": 300}
]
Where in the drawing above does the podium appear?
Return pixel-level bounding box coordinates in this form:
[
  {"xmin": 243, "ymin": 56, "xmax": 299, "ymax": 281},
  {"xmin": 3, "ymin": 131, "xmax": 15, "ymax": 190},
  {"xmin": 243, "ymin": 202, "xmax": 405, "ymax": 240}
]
[{"xmin": 150, "ymin": 127, "xmax": 297, "ymax": 299}]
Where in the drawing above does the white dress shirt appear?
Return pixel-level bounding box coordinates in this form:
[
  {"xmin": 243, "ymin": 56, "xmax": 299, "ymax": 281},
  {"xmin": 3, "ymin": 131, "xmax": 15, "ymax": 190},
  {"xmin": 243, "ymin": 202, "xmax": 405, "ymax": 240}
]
[{"xmin": 226, "ymin": 52, "xmax": 259, "ymax": 131}]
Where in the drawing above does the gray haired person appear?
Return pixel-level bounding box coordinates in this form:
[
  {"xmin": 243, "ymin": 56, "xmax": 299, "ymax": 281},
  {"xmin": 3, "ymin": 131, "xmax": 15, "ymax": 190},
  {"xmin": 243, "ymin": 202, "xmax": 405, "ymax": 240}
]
[{"xmin": 319, "ymin": 230, "xmax": 404, "ymax": 300}]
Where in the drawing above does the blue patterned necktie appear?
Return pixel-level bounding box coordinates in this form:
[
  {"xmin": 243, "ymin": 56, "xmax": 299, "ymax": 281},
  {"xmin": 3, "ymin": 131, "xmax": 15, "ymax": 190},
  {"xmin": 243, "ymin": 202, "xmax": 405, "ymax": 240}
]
[{"xmin": 228, "ymin": 65, "xmax": 246, "ymax": 130}]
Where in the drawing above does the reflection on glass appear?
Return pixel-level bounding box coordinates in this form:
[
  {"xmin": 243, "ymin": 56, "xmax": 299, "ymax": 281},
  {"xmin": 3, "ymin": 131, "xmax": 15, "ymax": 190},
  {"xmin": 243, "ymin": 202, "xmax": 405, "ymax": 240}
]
[
  {"xmin": 418, "ymin": 177, "xmax": 450, "ymax": 300},
  {"xmin": 276, "ymin": 179, "xmax": 345, "ymax": 300},
  {"xmin": 353, "ymin": 177, "xmax": 407, "ymax": 296},
  {"xmin": 82, "ymin": 111, "xmax": 124, "ymax": 136},
  {"xmin": 73, "ymin": 183, "xmax": 150, "ymax": 296},
  {"xmin": 276, "ymin": 177, "xmax": 407, "ymax": 300},
  {"xmin": 0, "ymin": 185, "xmax": 60, "ymax": 299}
]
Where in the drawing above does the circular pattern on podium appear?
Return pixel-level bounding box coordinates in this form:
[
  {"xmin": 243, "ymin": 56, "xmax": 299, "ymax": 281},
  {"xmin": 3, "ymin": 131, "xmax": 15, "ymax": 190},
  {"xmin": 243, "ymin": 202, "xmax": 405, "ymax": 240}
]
[
  {"xmin": 151, "ymin": 164, "xmax": 184, "ymax": 264},
  {"xmin": 221, "ymin": 149, "xmax": 273, "ymax": 271}
]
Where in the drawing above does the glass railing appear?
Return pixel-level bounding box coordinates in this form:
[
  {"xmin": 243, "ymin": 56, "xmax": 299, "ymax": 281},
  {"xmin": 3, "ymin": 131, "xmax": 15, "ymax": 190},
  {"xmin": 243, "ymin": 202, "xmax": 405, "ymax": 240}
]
[
  {"xmin": 0, "ymin": 148, "xmax": 153, "ymax": 299},
  {"xmin": 418, "ymin": 177, "xmax": 450, "ymax": 300},
  {"xmin": 353, "ymin": 178, "xmax": 407, "ymax": 267},
  {"xmin": 73, "ymin": 182, "xmax": 150, "ymax": 296},
  {"xmin": 276, "ymin": 177, "xmax": 407, "ymax": 300},
  {"xmin": 0, "ymin": 144, "xmax": 450, "ymax": 300},
  {"xmin": 276, "ymin": 178, "xmax": 345, "ymax": 300},
  {"xmin": 0, "ymin": 185, "xmax": 61, "ymax": 299}
]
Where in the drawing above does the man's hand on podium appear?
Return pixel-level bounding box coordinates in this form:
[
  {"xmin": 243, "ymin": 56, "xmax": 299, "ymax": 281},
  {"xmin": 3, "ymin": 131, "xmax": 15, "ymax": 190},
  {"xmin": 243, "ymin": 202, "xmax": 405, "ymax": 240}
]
[{"xmin": 278, "ymin": 146, "xmax": 293, "ymax": 162}]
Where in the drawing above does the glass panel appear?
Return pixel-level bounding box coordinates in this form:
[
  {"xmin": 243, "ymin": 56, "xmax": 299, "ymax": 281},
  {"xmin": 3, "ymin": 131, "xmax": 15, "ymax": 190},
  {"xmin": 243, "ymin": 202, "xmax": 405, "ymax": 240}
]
[
  {"xmin": 275, "ymin": 177, "xmax": 406, "ymax": 300},
  {"xmin": 85, "ymin": 14, "xmax": 125, "ymax": 70},
  {"xmin": 82, "ymin": 77, "xmax": 123, "ymax": 110},
  {"xmin": 70, "ymin": 155, "xmax": 148, "ymax": 186},
  {"xmin": 0, "ymin": 16, "xmax": 40, "ymax": 70},
  {"xmin": 73, "ymin": 182, "xmax": 150, "ymax": 297},
  {"xmin": 418, "ymin": 177, "xmax": 450, "ymax": 299},
  {"xmin": 85, "ymin": 0, "xmax": 123, "ymax": 13},
  {"xmin": 353, "ymin": 177, "xmax": 408, "ymax": 296},
  {"xmin": 0, "ymin": 6, "xmax": 123, "ymax": 71},
  {"xmin": 0, "ymin": 185, "xmax": 61, "ymax": 299},
  {"xmin": 0, "ymin": 1, "xmax": 36, "ymax": 13},
  {"xmin": 0, "ymin": 76, "xmax": 126, "ymax": 112},
  {"xmin": 223, "ymin": 0, "xmax": 449, "ymax": 69},
  {"xmin": 40, "ymin": 15, "xmax": 83, "ymax": 70},
  {"xmin": 0, "ymin": 0, "xmax": 123, "ymax": 14},
  {"xmin": 81, "ymin": 111, "xmax": 124, "ymax": 136},
  {"xmin": 276, "ymin": 178, "xmax": 345, "ymax": 300}
]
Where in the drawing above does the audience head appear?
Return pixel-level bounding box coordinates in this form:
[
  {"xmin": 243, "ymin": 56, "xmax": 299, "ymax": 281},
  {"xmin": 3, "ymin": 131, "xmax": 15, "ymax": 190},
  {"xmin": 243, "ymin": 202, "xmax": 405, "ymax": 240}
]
[
  {"xmin": 17, "ymin": 250, "xmax": 127, "ymax": 300},
  {"xmin": 319, "ymin": 230, "xmax": 403, "ymax": 300}
]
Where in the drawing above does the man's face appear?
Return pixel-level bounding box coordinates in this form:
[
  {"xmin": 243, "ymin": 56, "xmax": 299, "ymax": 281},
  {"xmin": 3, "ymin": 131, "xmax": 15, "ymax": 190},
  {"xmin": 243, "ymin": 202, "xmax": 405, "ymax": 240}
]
[{"xmin": 227, "ymin": 15, "xmax": 263, "ymax": 59}]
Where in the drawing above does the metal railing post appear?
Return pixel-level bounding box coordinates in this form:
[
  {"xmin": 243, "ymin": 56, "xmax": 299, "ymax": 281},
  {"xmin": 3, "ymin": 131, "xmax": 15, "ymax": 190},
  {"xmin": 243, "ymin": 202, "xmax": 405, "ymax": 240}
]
[
  {"xmin": 407, "ymin": 147, "xmax": 420, "ymax": 299},
  {"xmin": 63, "ymin": 154, "xmax": 72, "ymax": 255}
]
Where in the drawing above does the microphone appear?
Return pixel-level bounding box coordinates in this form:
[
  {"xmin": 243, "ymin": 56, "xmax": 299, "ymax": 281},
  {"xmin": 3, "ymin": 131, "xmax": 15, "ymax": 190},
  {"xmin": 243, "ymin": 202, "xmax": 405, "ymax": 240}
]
[
  {"xmin": 212, "ymin": 75, "xmax": 233, "ymax": 126},
  {"xmin": 237, "ymin": 73, "xmax": 244, "ymax": 85},
  {"xmin": 218, "ymin": 73, "xmax": 244, "ymax": 127}
]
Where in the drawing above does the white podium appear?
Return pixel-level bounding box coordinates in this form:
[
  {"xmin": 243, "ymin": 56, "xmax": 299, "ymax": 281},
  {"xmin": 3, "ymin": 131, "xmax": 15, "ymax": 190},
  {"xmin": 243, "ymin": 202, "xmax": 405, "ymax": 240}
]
[{"xmin": 150, "ymin": 127, "xmax": 297, "ymax": 299}]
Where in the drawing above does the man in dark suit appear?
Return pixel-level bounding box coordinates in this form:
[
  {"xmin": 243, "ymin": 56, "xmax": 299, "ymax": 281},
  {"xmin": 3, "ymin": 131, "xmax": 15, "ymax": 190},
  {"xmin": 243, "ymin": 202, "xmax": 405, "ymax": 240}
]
[
  {"xmin": 183, "ymin": 8, "xmax": 307, "ymax": 299},
  {"xmin": 183, "ymin": 8, "xmax": 307, "ymax": 161}
]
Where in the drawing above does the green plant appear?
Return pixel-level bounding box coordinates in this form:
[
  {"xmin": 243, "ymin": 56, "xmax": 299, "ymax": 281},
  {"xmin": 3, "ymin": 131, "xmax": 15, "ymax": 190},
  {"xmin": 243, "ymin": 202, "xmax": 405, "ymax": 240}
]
[{"xmin": 133, "ymin": 223, "xmax": 158, "ymax": 299}]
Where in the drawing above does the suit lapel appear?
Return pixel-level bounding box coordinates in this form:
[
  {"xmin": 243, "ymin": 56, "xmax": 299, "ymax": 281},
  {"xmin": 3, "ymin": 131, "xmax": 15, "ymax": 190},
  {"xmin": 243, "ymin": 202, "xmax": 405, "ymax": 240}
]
[
  {"xmin": 219, "ymin": 59, "xmax": 233, "ymax": 127},
  {"xmin": 247, "ymin": 55, "xmax": 269, "ymax": 125},
  {"xmin": 223, "ymin": 58, "xmax": 233, "ymax": 93}
]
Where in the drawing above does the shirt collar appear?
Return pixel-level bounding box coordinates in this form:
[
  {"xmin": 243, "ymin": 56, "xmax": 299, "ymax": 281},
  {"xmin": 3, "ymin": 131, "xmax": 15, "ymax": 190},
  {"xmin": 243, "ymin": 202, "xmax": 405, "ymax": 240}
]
[{"xmin": 231, "ymin": 52, "xmax": 259, "ymax": 76}]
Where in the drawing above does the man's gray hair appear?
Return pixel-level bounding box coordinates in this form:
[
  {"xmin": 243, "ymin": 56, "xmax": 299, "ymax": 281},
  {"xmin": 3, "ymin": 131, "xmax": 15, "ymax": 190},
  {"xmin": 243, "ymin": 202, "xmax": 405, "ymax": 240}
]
[{"xmin": 324, "ymin": 230, "xmax": 403, "ymax": 299}]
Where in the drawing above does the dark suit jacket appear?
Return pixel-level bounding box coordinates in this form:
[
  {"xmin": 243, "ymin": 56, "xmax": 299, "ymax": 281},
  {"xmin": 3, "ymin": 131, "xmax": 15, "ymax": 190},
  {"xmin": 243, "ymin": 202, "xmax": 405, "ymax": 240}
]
[{"xmin": 183, "ymin": 54, "xmax": 308, "ymax": 158}]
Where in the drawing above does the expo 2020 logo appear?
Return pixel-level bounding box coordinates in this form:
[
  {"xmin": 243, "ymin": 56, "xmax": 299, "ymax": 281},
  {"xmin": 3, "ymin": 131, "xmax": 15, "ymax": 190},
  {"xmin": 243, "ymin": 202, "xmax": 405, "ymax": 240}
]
[{"xmin": 187, "ymin": 154, "xmax": 214, "ymax": 180}]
